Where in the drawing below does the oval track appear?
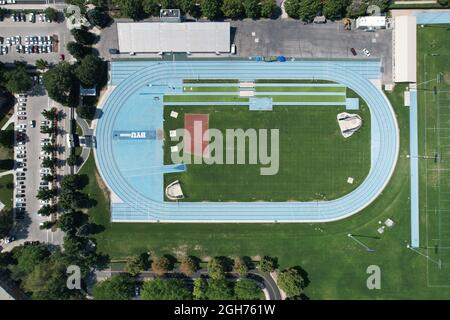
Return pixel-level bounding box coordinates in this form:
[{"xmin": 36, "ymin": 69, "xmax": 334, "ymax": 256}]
[{"xmin": 95, "ymin": 61, "xmax": 399, "ymax": 222}]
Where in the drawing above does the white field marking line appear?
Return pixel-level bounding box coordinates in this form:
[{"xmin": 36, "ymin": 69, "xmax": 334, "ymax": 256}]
[{"xmin": 424, "ymin": 53, "xmax": 431, "ymax": 286}]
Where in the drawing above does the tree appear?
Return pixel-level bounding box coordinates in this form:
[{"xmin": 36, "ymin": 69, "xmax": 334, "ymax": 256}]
[
  {"xmin": 322, "ymin": 0, "xmax": 349, "ymax": 20},
  {"xmin": 40, "ymin": 126, "xmax": 54, "ymax": 135},
  {"xmin": 277, "ymin": 268, "xmax": 305, "ymax": 297},
  {"xmin": 0, "ymin": 209, "xmax": 12, "ymax": 239},
  {"xmin": 71, "ymin": 27, "xmax": 98, "ymax": 45},
  {"xmin": 41, "ymin": 108, "xmax": 57, "ymax": 121},
  {"xmin": 86, "ymin": 8, "xmax": 111, "ymax": 28},
  {"xmin": 114, "ymin": 0, "xmax": 144, "ymax": 20},
  {"xmin": 36, "ymin": 188, "xmax": 55, "ymax": 201},
  {"xmin": 44, "ymin": 7, "xmax": 59, "ymax": 22},
  {"xmin": 38, "ymin": 204, "xmax": 54, "ymax": 217},
  {"xmin": 42, "ymin": 174, "xmax": 55, "ymax": 183},
  {"xmin": 35, "ymin": 59, "xmax": 49, "ymax": 70},
  {"xmin": 124, "ymin": 253, "xmax": 150, "ymax": 276},
  {"xmin": 43, "ymin": 63, "xmax": 78, "ymax": 107},
  {"xmin": 235, "ymin": 278, "xmax": 261, "ymax": 300},
  {"xmin": 23, "ymin": 256, "xmax": 83, "ymax": 299},
  {"xmin": 92, "ymin": 274, "xmax": 135, "ymax": 300},
  {"xmin": 179, "ymin": 256, "xmax": 199, "ymax": 276},
  {"xmin": 76, "ymin": 105, "xmax": 96, "ymax": 120},
  {"xmin": 201, "ymin": 0, "xmax": 222, "ymax": 20},
  {"xmin": 284, "ymin": 0, "xmax": 300, "ymax": 19},
  {"xmin": 346, "ymin": 0, "xmax": 368, "ymax": 18},
  {"xmin": 259, "ymin": 256, "xmax": 277, "ymax": 274},
  {"xmin": 142, "ymin": 0, "xmax": 161, "ymax": 16},
  {"xmin": 298, "ymin": 0, "xmax": 322, "ymax": 22},
  {"xmin": 75, "ymin": 55, "xmax": 105, "ymax": 87},
  {"xmin": 42, "ymin": 144, "xmax": 55, "ymax": 154},
  {"xmin": 3, "ymin": 67, "xmax": 33, "ymax": 94},
  {"xmin": 42, "ymin": 157, "xmax": 56, "ymax": 168},
  {"xmin": 206, "ymin": 279, "xmax": 234, "ymax": 300},
  {"xmin": 10, "ymin": 245, "xmax": 51, "ymax": 280},
  {"xmin": 58, "ymin": 210, "xmax": 82, "ymax": 233},
  {"xmin": 67, "ymin": 153, "xmax": 77, "ymax": 166},
  {"xmin": 61, "ymin": 174, "xmax": 83, "ymax": 191},
  {"xmin": 0, "ymin": 129, "xmax": 14, "ymax": 148},
  {"xmin": 207, "ymin": 257, "xmax": 227, "ymax": 280},
  {"xmin": 243, "ymin": 0, "xmax": 260, "ymax": 19},
  {"xmin": 141, "ymin": 278, "xmax": 191, "ymax": 300},
  {"xmin": 193, "ymin": 278, "xmax": 208, "ymax": 300},
  {"xmin": 260, "ymin": 0, "xmax": 277, "ymax": 18},
  {"xmin": 233, "ymin": 256, "xmax": 248, "ymax": 277},
  {"xmin": 67, "ymin": 41, "xmax": 91, "ymax": 60},
  {"xmin": 151, "ymin": 256, "xmax": 172, "ymax": 276},
  {"xmin": 221, "ymin": 0, "xmax": 244, "ymax": 19},
  {"xmin": 59, "ymin": 190, "xmax": 88, "ymax": 210},
  {"xmin": 39, "ymin": 221, "xmax": 55, "ymax": 230}
]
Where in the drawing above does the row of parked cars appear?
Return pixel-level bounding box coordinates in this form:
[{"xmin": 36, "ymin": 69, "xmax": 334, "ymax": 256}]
[
  {"xmin": 15, "ymin": 94, "xmax": 30, "ymax": 219},
  {"xmin": 0, "ymin": 35, "xmax": 54, "ymax": 55},
  {"xmin": 10, "ymin": 12, "xmax": 51, "ymax": 23}
]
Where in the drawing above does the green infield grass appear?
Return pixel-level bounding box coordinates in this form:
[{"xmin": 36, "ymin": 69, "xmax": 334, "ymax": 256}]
[{"xmin": 163, "ymin": 103, "xmax": 370, "ymax": 202}]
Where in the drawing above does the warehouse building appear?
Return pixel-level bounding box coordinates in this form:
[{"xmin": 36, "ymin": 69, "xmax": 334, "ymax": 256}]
[
  {"xmin": 393, "ymin": 15, "xmax": 417, "ymax": 83},
  {"xmin": 117, "ymin": 22, "xmax": 230, "ymax": 54}
]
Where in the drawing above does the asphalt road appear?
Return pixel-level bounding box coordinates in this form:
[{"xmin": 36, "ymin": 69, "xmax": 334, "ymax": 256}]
[{"xmin": 96, "ymin": 268, "xmax": 282, "ymax": 300}]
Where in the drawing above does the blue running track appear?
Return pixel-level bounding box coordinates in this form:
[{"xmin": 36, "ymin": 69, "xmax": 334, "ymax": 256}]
[{"xmin": 95, "ymin": 60, "xmax": 399, "ymax": 222}]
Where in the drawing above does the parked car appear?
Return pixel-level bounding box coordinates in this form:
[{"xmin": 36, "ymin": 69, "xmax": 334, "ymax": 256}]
[
  {"xmin": 351, "ymin": 48, "xmax": 357, "ymax": 56},
  {"xmin": 362, "ymin": 48, "xmax": 371, "ymax": 57}
]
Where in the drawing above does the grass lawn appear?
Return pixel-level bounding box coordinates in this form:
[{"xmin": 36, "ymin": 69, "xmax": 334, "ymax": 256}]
[
  {"xmin": 164, "ymin": 95, "xmax": 249, "ymax": 103},
  {"xmin": 0, "ymin": 173, "xmax": 14, "ymax": 210},
  {"xmin": 85, "ymin": 83, "xmax": 450, "ymax": 299},
  {"xmin": 0, "ymin": 122, "xmax": 14, "ymax": 173},
  {"xmin": 417, "ymin": 24, "xmax": 450, "ymax": 286},
  {"xmin": 255, "ymin": 86, "xmax": 346, "ymax": 93},
  {"xmin": 163, "ymin": 104, "xmax": 370, "ymax": 202},
  {"xmin": 183, "ymin": 86, "xmax": 239, "ymax": 92},
  {"xmin": 84, "ymin": 64, "xmax": 450, "ymax": 298}
]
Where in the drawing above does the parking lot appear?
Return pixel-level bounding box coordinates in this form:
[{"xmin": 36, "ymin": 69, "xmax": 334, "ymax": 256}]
[
  {"xmin": 0, "ymin": 11, "xmax": 70, "ymax": 64},
  {"xmin": 10, "ymin": 90, "xmax": 63, "ymax": 246},
  {"xmin": 231, "ymin": 19, "xmax": 393, "ymax": 83}
]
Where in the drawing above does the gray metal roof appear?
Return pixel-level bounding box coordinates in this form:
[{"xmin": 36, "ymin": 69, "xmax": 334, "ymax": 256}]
[{"xmin": 117, "ymin": 22, "xmax": 230, "ymax": 53}]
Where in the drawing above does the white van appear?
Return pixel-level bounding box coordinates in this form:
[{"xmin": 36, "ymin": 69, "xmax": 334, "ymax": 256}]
[{"xmin": 231, "ymin": 43, "xmax": 236, "ymax": 55}]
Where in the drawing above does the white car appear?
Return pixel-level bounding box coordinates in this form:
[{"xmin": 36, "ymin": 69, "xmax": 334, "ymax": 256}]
[
  {"xmin": 16, "ymin": 124, "xmax": 26, "ymax": 129},
  {"xmin": 362, "ymin": 48, "xmax": 371, "ymax": 57},
  {"xmin": 17, "ymin": 111, "xmax": 27, "ymax": 116},
  {"xmin": 16, "ymin": 146, "xmax": 26, "ymax": 150},
  {"xmin": 16, "ymin": 198, "xmax": 26, "ymax": 203},
  {"xmin": 40, "ymin": 168, "xmax": 51, "ymax": 174},
  {"xmin": 18, "ymin": 98, "xmax": 27, "ymax": 102}
]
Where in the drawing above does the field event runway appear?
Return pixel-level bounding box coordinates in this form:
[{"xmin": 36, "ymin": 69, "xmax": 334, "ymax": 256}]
[{"xmin": 95, "ymin": 60, "xmax": 399, "ymax": 222}]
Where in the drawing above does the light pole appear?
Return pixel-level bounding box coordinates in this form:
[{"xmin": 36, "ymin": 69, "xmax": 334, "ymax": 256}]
[
  {"xmin": 347, "ymin": 234, "xmax": 375, "ymax": 252},
  {"xmin": 406, "ymin": 244, "xmax": 442, "ymax": 269}
]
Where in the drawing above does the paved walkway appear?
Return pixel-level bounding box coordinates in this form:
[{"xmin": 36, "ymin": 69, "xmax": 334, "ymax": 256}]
[{"xmin": 1, "ymin": 116, "xmax": 14, "ymax": 131}]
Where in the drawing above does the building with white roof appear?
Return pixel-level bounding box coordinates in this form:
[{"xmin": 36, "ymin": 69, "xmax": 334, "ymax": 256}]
[{"xmin": 117, "ymin": 22, "xmax": 230, "ymax": 54}]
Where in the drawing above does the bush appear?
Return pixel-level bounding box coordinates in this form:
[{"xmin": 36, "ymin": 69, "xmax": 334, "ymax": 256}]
[
  {"xmin": 151, "ymin": 256, "xmax": 172, "ymax": 275},
  {"xmin": 179, "ymin": 256, "xmax": 199, "ymax": 276},
  {"xmin": 71, "ymin": 27, "xmax": 98, "ymax": 45},
  {"xmin": 141, "ymin": 278, "xmax": 191, "ymax": 300},
  {"xmin": 235, "ymin": 278, "xmax": 261, "ymax": 300},
  {"xmin": 277, "ymin": 268, "xmax": 305, "ymax": 297}
]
